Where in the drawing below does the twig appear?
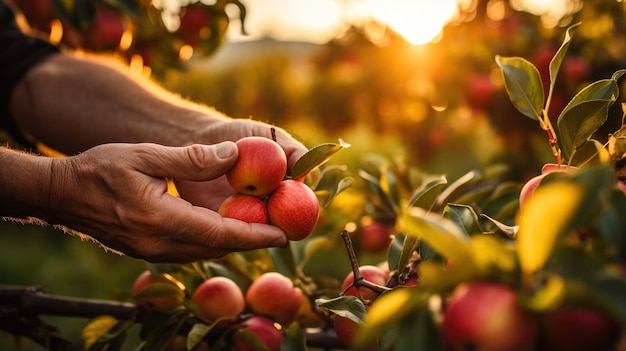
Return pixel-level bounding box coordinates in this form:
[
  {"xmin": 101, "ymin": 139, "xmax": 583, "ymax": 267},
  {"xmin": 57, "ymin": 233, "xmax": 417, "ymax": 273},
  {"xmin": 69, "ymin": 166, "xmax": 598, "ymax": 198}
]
[{"xmin": 339, "ymin": 230, "xmax": 391, "ymax": 297}]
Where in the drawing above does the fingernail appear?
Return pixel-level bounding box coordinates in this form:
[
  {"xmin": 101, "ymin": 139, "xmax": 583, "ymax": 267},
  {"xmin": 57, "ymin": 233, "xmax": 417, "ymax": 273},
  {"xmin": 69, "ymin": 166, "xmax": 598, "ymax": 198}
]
[{"xmin": 216, "ymin": 142, "xmax": 236, "ymax": 159}]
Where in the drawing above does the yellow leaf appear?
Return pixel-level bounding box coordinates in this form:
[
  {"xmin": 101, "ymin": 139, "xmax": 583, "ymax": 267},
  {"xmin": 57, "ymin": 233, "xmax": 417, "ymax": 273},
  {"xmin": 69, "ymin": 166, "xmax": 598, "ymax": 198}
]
[
  {"xmin": 81, "ymin": 315, "xmax": 118, "ymax": 350},
  {"xmin": 516, "ymin": 181, "xmax": 584, "ymax": 275}
]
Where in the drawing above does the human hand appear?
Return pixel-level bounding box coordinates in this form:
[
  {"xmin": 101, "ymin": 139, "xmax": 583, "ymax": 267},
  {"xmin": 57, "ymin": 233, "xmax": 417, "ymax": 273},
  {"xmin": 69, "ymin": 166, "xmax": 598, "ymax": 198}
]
[
  {"xmin": 175, "ymin": 119, "xmax": 310, "ymax": 210},
  {"xmin": 45, "ymin": 142, "xmax": 288, "ymax": 263}
]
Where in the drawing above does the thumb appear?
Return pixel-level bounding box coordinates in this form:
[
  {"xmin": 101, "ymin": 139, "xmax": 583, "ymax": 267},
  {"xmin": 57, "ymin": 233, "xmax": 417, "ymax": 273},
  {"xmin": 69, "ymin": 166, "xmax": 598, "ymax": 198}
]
[{"xmin": 140, "ymin": 142, "xmax": 238, "ymax": 181}]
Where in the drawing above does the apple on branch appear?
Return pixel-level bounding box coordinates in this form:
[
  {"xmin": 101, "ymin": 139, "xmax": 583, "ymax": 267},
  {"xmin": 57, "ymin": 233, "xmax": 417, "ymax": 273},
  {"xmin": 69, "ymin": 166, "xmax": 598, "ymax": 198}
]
[
  {"xmin": 267, "ymin": 180, "xmax": 320, "ymax": 241},
  {"xmin": 245, "ymin": 272, "xmax": 303, "ymax": 325},
  {"xmin": 192, "ymin": 276, "xmax": 245, "ymax": 321}
]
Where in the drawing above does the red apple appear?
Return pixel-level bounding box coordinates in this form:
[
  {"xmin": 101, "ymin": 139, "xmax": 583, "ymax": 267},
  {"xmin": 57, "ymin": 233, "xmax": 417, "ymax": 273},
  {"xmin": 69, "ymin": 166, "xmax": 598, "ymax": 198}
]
[
  {"xmin": 333, "ymin": 315, "xmax": 378, "ymax": 351},
  {"xmin": 441, "ymin": 282, "xmax": 539, "ymax": 351},
  {"xmin": 358, "ymin": 221, "xmax": 392, "ymax": 253},
  {"xmin": 540, "ymin": 307, "xmax": 621, "ymax": 351},
  {"xmin": 178, "ymin": 3, "xmax": 210, "ymax": 47},
  {"xmin": 192, "ymin": 276, "xmax": 245, "ymax": 321},
  {"xmin": 267, "ymin": 180, "xmax": 320, "ymax": 241},
  {"xmin": 226, "ymin": 137, "xmax": 287, "ymax": 197},
  {"xmin": 340, "ymin": 265, "xmax": 389, "ymax": 303},
  {"xmin": 245, "ymin": 272, "xmax": 303, "ymax": 325},
  {"xmin": 218, "ymin": 193, "xmax": 269, "ymax": 224},
  {"xmin": 466, "ymin": 74, "xmax": 497, "ymax": 110},
  {"xmin": 519, "ymin": 164, "xmax": 577, "ymax": 208},
  {"xmin": 132, "ymin": 270, "xmax": 184, "ymax": 311},
  {"xmin": 233, "ymin": 316, "xmax": 284, "ymax": 351},
  {"xmin": 83, "ymin": 8, "xmax": 126, "ymax": 51},
  {"xmin": 17, "ymin": 0, "xmax": 56, "ymax": 33}
]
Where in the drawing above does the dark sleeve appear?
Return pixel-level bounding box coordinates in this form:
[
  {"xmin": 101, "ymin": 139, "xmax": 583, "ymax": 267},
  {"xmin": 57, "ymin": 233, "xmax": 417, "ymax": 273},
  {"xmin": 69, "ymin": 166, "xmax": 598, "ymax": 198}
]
[{"xmin": 0, "ymin": 0, "xmax": 59, "ymax": 146}]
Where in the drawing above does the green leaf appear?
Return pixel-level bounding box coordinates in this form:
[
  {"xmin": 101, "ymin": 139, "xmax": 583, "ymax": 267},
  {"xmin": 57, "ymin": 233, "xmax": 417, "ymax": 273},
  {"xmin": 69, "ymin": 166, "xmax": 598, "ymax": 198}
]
[
  {"xmin": 548, "ymin": 23, "xmax": 581, "ymax": 101},
  {"xmin": 282, "ymin": 323, "xmax": 307, "ymax": 351},
  {"xmin": 569, "ymin": 139, "xmax": 610, "ymax": 167},
  {"xmin": 291, "ymin": 139, "xmax": 351, "ymax": 180},
  {"xmin": 267, "ymin": 245, "xmax": 298, "ymax": 280},
  {"xmin": 394, "ymin": 306, "xmax": 445, "ymax": 351},
  {"xmin": 436, "ymin": 170, "xmax": 477, "ymax": 207},
  {"xmin": 356, "ymin": 288, "xmax": 431, "ymax": 348},
  {"xmin": 139, "ymin": 309, "xmax": 190, "ymax": 351},
  {"xmin": 516, "ymin": 181, "xmax": 585, "ymax": 275},
  {"xmin": 314, "ymin": 165, "xmax": 354, "ymax": 207},
  {"xmin": 443, "ymin": 204, "xmax": 482, "ymax": 237},
  {"xmin": 315, "ymin": 296, "xmax": 367, "ymax": 324},
  {"xmin": 557, "ymin": 70, "xmax": 626, "ymax": 161},
  {"xmin": 407, "ymin": 175, "xmax": 447, "ymax": 209},
  {"xmin": 186, "ymin": 323, "xmax": 216, "ymax": 350},
  {"xmin": 479, "ymin": 214, "xmax": 519, "ymax": 240},
  {"xmin": 496, "ymin": 56, "xmax": 545, "ymax": 120},
  {"xmin": 401, "ymin": 207, "xmax": 473, "ymax": 266},
  {"xmin": 235, "ymin": 330, "xmax": 271, "ymax": 351}
]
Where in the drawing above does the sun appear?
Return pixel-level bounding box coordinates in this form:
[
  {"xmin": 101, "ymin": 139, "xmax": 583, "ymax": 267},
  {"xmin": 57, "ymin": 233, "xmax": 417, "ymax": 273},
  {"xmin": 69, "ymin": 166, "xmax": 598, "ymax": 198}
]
[{"xmin": 366, "ymin": 0, "xmax": 459, "ymax": 45}]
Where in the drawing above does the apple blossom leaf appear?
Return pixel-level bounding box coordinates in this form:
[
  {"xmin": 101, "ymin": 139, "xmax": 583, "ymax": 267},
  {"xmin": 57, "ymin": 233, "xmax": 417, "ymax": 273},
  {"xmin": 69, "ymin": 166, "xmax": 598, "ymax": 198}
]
[
  {"xmin": 355, "ymin": 288, "xmax": 431, "ymax": 348},
  {"xmin": 557, "ymin": 70, "xmax": 626, "ymax": 162},
  {"xmin": 315, "ymin": 296, "xmax": 366, "ymax": 324},
  {"xmin": 548, "ymin": 23, "xmax": 580, "ymax": 100},
  {"xmin": 267, "ymin": 246, "xmax": 298, "ymax": 280},
  {"xmin": 496, "ymin": 55, "xmax": 545, "ymax": 120},
  {"xmin": 291, "ymin": 139, "xmax": 351, "ymax": 180}
]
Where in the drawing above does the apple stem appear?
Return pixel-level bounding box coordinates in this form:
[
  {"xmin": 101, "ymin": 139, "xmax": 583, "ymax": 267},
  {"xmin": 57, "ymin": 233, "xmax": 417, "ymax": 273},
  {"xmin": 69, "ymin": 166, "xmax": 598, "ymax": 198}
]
[
  {"xmin": 270, "ymin": 127, "xmax": 277, "ymax": 142},
  {"xmin": 339, "ymin": 229, "xmax": 391, "ymax": 298}
]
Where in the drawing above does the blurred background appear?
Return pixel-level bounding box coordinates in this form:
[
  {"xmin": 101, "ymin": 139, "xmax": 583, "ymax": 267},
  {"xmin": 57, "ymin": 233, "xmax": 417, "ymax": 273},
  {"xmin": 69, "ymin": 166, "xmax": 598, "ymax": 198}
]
[{"xmin": 2, "ymin": 0, "xmax": 626, "ymax": 349}]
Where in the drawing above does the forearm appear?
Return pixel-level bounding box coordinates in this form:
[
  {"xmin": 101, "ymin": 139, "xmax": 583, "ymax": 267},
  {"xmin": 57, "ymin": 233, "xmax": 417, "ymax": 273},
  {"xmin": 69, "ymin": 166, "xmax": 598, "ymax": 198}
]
[
  {"xmin": 0, "ymin": 147, "xmax": 52, "ymax": 220},
  {"xmin": 9, "ymin": 53, "xmax": 228, "ymax": 154}
]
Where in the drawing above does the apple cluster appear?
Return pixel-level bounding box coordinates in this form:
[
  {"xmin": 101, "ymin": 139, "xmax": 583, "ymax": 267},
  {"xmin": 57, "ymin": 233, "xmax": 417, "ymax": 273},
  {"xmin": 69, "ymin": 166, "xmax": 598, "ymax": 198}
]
[
  {"xmin": 219, "ymin": 136, "xmax": 320, "ymax": 241},
  {"xmin": 132, "ymin": 270, "xmax": 311, "ymax": 351}
]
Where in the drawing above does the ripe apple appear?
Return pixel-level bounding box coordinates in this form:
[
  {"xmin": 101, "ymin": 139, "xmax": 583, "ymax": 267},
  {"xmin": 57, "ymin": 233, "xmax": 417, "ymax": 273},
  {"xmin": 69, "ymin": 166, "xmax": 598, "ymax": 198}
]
[
  {"xmin": 218, "ymin": 193, "xmax": 269, "ymax": 224},
  {"xmin": 267, "ymin": 180, "xmax": 320, "ymax": 241},
  {"xmin": 519, "ymin": 163, "xmax": 577, "ymax": 208},
  {"xmin": 466, "ymin": 73, "xmax": 497, "ymax": 110},
  {"xmin": 17, "ymin": 0, "xmax": 56, "ymax": 33},
  {"xmin": 245, "ymin": 272, "xmax": 303, "ymax": 325},
  {"xmin": 83, "ymin": 8, "xmax": 125, "ymax": 51},
  {"xmin": 192, "ymin": 276, "xmax": 245, "ymax": 321},
  {"xmin": 340, "ymin": 265, "xmax": 389, "ymax": 303},
  {"xmin": 233, "ymin": 316, "xmax": 284, "ymax": 351},
  {"xmin": 358, "ymin": 221, "xmax": 392, "ymax": 253},
  {"xmin": 333, "ymin": 315, "xmax": 378, "ymax": 351},
  {"xmin": 226, "ymin": 137, "xmax": 287, "ymax": 197},
  {"xmin": 178, "ymin": 3, "xmax": 210, "ymax": 47},
  {"xmin": 441, "ymin": 281, "xmax": 539, "ymax": 351},
  {"xmin": 540, "ymin": 307, "xmax": 621, "ymax": 351},
  {"xmin": 132, "ymin": 270, "xmax": 184, "ymax": 311}
]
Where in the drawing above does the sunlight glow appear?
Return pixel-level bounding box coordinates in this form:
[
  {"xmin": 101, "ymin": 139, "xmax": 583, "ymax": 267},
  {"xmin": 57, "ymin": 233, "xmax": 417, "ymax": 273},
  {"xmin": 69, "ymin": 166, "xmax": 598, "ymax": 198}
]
[{"xmin": 367, "ymin": 0, "xmax": 458, "ymax": 45}]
